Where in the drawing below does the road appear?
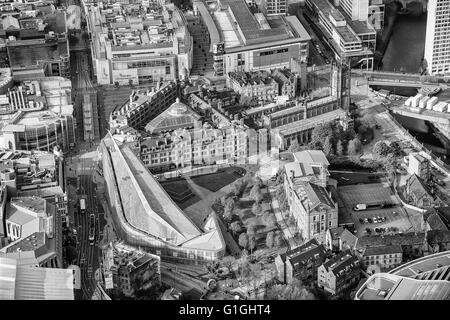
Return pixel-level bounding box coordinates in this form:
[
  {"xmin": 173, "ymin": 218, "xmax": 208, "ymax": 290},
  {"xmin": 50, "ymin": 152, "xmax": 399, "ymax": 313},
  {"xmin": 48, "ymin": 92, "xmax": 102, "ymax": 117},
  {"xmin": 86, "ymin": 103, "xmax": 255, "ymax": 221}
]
[{"xmin": 72, "ymin": 144, "xmax": 101, "ymax": 300}]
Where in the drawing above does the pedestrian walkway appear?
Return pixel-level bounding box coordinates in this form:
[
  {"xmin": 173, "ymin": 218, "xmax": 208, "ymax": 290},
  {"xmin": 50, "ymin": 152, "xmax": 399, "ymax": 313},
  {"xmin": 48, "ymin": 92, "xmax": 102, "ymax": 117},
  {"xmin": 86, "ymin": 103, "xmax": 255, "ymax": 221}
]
[{"xmin": 268, "ymin": 187, "xmax": 299, "ymax": 246}]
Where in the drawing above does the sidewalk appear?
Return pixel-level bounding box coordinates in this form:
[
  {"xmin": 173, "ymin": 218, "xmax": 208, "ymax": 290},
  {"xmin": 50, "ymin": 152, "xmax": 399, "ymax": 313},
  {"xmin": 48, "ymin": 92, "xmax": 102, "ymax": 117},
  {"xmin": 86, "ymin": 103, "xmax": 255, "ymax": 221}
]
[{"xmin": 268, "ymin": 186, "xmax": 301, "ymax": 248}]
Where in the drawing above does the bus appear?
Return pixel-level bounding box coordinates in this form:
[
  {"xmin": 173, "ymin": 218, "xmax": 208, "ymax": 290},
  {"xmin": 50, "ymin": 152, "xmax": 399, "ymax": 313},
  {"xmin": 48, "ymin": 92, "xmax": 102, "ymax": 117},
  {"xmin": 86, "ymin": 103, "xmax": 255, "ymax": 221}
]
[
  {"xmin": 79, "ymin": 198, "xmax": 86, "ymax": 214},
  {"xmin": 88, "ymin": 213, "xmax": 95, "ymax": 245}
]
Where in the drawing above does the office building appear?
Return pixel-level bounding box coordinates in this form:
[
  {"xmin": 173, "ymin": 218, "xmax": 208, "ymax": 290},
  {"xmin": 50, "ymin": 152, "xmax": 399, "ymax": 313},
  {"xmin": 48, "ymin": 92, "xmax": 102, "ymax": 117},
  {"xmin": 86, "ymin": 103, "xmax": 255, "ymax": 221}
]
[
  {"xmin": 259, "ymin": 0, "xmax": 287, "ymax": 16},
  {"xmin": 305, "ymin": 0, "xmax": 376, "ymax": 70},
  {"xmin": 85, "ymin": 0, "xmax": 193, "ymax": 85},
  {"xmin": 193, "ymin": 0, "xmax": 311, "ymax": 77},
  {"xmin": 355, "ymin": 250, "xmax": 450, "ymax": 300},
  {"xmin": 424, "ymin": 0, "xmax": 450, "ymax": 76}
]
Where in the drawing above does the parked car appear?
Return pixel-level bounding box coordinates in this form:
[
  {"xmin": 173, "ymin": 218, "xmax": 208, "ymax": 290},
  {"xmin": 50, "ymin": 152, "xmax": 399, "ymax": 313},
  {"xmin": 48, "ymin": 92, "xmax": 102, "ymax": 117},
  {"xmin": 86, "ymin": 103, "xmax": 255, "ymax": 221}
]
[
  {"xmin": 368, "ymin": 218, "xmax": 373, "ymax": 223},
  {"xmin": 365, "ymin": 228, "xmax": 372, "ymax": 234},
  {"xmin": 359, "ymin": 218, "xmax": 364, "ymax": 224},
  {"xmin": 364, "ymin": 218, "xmax": 369, "ymax": 223}
]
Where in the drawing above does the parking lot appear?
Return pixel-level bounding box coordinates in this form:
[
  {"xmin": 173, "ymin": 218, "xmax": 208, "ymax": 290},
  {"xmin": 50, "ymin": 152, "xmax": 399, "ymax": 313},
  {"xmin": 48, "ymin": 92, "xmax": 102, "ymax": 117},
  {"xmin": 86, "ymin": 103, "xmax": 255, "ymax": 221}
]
[{"xmin": 338, "ymin": 183, "xmax": 415, "ymax": 237}]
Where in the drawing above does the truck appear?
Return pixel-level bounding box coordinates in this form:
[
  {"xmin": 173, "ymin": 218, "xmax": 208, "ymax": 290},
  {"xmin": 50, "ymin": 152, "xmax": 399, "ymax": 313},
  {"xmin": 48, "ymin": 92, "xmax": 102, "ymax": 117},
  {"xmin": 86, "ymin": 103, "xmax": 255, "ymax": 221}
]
[{"xmin": 353, "ymin": 202, "xmax": 395, "ymax": 211}]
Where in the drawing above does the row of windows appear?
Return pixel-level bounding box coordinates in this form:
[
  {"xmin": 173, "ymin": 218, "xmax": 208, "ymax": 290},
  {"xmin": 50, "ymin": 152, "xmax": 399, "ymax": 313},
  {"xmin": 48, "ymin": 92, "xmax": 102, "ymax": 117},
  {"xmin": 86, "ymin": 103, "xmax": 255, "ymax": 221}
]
[{"xmin": 257, "ymin": 48, "xmax": 289, "ymax": 57}]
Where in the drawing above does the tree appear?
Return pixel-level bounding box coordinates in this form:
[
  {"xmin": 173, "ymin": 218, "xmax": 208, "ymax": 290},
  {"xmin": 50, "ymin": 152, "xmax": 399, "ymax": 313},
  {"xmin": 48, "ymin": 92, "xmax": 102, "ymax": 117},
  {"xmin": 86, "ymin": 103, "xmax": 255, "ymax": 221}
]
[
  {"xmin": 288, "ymin": 139, "xmax": 301, "ymax": 152},
  {"xmin": 221, "ymin": 256, "xmax": 235, "ymax": 270},
  {"xmin": 238, "ymin": 233, "xmax": 249, "ymax": 249},
  {"xmin": 252, "ymin": 202, "xmax": 262, "ymax": 216},
  {"xmin": 223, "ymin": 206, "xmax": 234, "ymax": 222},
  {"xmin": 310, "ymin": 122, "xmax": 334, "ymax": 149},
  {"xmin": 265, "ymin": 279, "xmax": 316, "ymax": 300},
  {"xmin": 266, "ymin": 231, "xmax": 275, "ymax": 248},
  {"xmin": 336, "ymin": 139, "xmax": 344, "ymax": 156},
  {"xmin": 274, "ymin": 233, "xmax": 284, "ymax": 247},
  {"xmin": 233, "ymin": 179, "xmax": 246, "ymax": 197},
  {"xmin": 373, "ymin": 141, "xmax": 390, "ymax": 157},
  {"xmin": 389, "ymin": 141, "xmax": 402, "ymax": 157},
  {"xmin": 263, "ymin": 212, "xmax": 277, "ymax": 228},
  {"xmin": 254, "ymin": 176, "xmax": 263, "ymax": 188},
  {"xmin": 230, "ymin": 221, "xmax": 242, "ymax": 234},
  {"xmin": 322, "ymin": 136, "xmax": 333, "ymax": 156},
  {"xmin": 250, "ymin": 184, "xmax": 263, "ymax": 203},
  {"xmin": 348, "ymin": 137, "xmax": 362, "ymax": 155}
]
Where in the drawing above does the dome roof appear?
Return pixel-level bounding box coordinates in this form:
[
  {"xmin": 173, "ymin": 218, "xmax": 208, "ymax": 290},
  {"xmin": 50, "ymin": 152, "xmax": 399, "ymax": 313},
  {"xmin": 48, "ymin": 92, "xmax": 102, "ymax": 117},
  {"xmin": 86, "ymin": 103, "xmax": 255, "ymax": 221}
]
[
  {"xmin": 145, "ymin": 98, "xmax": 202, "ymax": 134},
  {"xmin": 167, "ymin": 98, "xmax": 188, "ymax": 116}
]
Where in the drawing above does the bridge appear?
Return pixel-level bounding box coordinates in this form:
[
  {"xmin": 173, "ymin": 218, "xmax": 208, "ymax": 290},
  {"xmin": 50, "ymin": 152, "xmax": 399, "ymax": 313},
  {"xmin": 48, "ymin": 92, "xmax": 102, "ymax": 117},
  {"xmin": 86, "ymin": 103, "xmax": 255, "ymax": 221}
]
[{"xmin": 391, "ymin": 106, "xmax": 450, "ymax": 126}]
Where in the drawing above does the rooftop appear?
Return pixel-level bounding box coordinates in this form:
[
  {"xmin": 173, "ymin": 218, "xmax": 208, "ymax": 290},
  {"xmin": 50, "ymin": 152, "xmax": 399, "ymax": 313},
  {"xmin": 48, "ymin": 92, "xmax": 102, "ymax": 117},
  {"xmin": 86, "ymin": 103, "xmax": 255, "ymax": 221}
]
[
  {"xmin": 355, "ymin": 272, "xmax": 450, "ymax": 300},
  {"xmin": 145, "ymin": 98, "xmax": 201, "ymax": 134},
  {"xmin": 283, "ymin": 238, "xmax": 327, "ymax": 266},
  {"xmin": 322, "ymin": 250, "xmax": 359, "ymax": 277},
  {"xmin": 0, "ymin": 257, "xmax": 74, "ymax": 300},
  {"xmin": 101, "ymin": 133, "xmax": 225, "ymax": 252}
]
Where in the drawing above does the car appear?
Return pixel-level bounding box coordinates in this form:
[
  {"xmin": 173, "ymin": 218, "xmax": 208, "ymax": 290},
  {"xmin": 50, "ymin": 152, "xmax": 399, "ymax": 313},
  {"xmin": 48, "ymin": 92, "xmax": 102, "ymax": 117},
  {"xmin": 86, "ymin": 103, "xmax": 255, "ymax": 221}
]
[
  {"xmin": 377, "ymin": 216, "xmax": 382, "ymax": 223},
  {"xmin": 375, "ymin": 124, "xmax": 381, "ymax": 129},
  {"xmin": 375, "ymin": 228, "xmax": 381, "ymax": 233},
  {"xmin": 365, "ymin": 228, "xmax": 372, "ymax": 234},
  {"xmin": 364, "ymin": 218, "xmax": 369, "ymax": 223},
  {"xmin": 393, "ymin": 211, "xmax": 397, "ymax": 215},
  {"xmin": 368, "ymin": 218, "xmax": 373, "ymax": 223}
]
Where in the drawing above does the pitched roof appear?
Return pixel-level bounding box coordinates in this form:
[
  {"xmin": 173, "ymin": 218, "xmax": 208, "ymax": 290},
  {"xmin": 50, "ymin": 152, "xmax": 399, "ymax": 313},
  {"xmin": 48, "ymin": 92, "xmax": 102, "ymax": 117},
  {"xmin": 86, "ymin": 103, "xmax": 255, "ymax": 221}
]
[
  {"xmin": 305, "ymin": 183, "xmax": 335, "ymax": 210},
  {"xmin": 293, "ymin": 150, "xmax": 329, "ymax": 166},
  {"xmin": 285, "ymin": 238, "xmax": 327, "ymax": 266},
  {"xmin": 427, "ymin": 230, "xmax": 450, "ymax": 245},
  {"xmin": 340, "ymin": 229, "xmax": 358, "ymax": 250},
  {"xmin": 322, "ymin": 250, "xmax": 359, "ymax": 277},
  {"xmin": 328, "ymin": 226, "xmax": 345, "ymax": 241},
  {"xmin": 406, "ymin": 174, "xmax": 432, "ymax": 201},
  {"xmin": 356, "ymin": 232, "xmax": 426, "ymax": 251},
  {"xmin": 363, "ymin": 244, "xmax": 403, "ymax": 256}
]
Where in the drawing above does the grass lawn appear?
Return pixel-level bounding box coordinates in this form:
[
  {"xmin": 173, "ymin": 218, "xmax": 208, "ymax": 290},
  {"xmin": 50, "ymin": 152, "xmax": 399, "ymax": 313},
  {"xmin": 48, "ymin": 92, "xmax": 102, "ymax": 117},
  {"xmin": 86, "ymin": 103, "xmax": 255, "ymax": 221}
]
[{"xmin": 191, "ymin": 167, "xmax": 245, "ymax": 192}]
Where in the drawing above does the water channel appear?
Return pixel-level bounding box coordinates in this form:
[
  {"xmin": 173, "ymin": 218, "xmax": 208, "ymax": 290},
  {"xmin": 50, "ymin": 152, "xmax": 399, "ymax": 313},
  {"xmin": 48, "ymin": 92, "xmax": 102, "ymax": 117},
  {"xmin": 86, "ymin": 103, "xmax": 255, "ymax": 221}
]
[{"xmin": 374, "ymin": 12, "xmax": 450, "ymax": 161}]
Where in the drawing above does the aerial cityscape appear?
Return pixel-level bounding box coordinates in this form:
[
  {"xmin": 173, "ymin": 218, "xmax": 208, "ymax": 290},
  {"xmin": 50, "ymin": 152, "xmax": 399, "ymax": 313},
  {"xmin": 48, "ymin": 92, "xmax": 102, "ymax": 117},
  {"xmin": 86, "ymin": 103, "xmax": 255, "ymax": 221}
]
[{"xmin": 0, "ymin": 0, "xmax": 450, "ymax": 304}]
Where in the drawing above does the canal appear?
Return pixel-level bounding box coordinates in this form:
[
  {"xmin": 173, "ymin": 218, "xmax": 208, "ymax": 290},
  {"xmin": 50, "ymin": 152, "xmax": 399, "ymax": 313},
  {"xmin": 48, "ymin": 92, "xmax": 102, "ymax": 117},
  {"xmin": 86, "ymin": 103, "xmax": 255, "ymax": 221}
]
[{"xmin": 381, "ymin": 13, "xmax": 427, "ymax": 73}]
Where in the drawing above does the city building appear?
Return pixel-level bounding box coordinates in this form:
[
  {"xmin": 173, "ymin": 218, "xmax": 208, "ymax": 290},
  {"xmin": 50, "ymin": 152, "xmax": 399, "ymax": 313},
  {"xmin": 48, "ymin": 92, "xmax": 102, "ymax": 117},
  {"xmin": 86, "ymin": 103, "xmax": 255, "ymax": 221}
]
[
  {"xmin": 4, "ymin": 9, "xmax": 70, "ymax": 81},
  {"xmin": 408, "ymin": 153, "xmax": 430, "ymax": 180},
  {"xmin": 226, "ymin": 71, "xmax": 279, "ymax": 102},
  {"xmin": 101, "ymin": 241, "xmax": 161, "ymax": 297},
  {"xmin": 404, "ymin": 174, "xmax": 436, "ymax": 208},
  {"xmin": 356, "ymin": 250, "xmax": 450, "ymax": 300},
  {"xmin": 139, "ymin": 124, "xmax": 248, "ymax": 172},
  {"xmin": 334, "ymin": 0, "xmax": 385, "ymax": 31},
  {"xmin": 283, "ymin": 150, "xmax": 338, "ymax": 243},
  {"xmin": 144, "ymin": 98, "xmax": 202, "ymax": 135},
  {"xmin": 317, "ymin": 250, "xmax": 360, "ymax": 295},
  {"xmin": 0, "ymin": 257, "xmax": 74, "ymax": 300},
  {"xmin": 0, "ymin": 150, "xmax": 68, "ymax": 227},
  {"xmin": 109, "ymin": 82, "xmax": 179, "ymax": 133},
  {"xmin": 275, "ymin": 238, "xmax": 327, "ymax": 284},
  {"xmin": 0, "ymin": 196, "xmax": 62, "ymax": 268},
  {"xmin": 0, "ymin": 78, "xmax": 75, "ymax": 151},
  {"xmin": 99, "ymin": 133, "xmax": 226, "ymax": 264},
  {"xmin": 258, "ymin": 0, "xmax": 287, "ymax": 16},
  {"xmin": 355, "ymin": 272, "xmax": 450, "ymax": 300},
  {"xmin": 424, "ymin": 0, "xmax": 450, "ymax": 76},
  {"xmin": 361, "ymin": 245, "xmax": 403, "ymax": 270},
  {"xmin": 271, "ymin": 68, "xmax": 298, "ymax": 98},
  {"xmin": 356, "ymin": 232, "xmax": 428, "ymax": 262},
  {"xmin": 85, "ymin": 0, "xmax": 193, "ymax": 85},
  {"xmin": 304, "ymin": 0, "xmax": 376, "ymax": 70},
  {"xmin": 193, "ymin": 0, "xmax": 311, "ymax": 77},
  {"xmin": 325, "ymin": 226, "xmax": 358, "ymax": 253}
]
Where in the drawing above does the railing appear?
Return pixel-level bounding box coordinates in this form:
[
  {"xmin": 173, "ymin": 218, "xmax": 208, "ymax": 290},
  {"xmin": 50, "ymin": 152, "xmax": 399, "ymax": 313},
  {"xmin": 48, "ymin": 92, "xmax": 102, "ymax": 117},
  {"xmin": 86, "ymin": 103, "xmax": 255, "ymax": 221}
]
[{"xmin": 386, "ymin": 111, "xmax": 450, "ymax": 173}]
